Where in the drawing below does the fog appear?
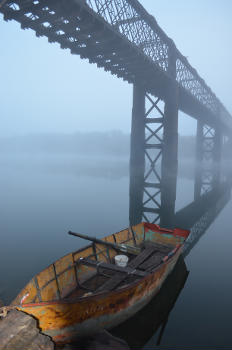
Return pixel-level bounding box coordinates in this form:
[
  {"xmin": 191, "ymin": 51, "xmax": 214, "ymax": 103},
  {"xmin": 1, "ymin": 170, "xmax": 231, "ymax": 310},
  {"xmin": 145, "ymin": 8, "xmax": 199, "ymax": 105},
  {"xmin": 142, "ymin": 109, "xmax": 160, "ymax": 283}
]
[
  {"xmin": 1, "ymin": 131, "xmax": 231, "ymax": 181},
  {"xmin": 2, "ymin": 131, "xmax": 229, "ymax": 183}
]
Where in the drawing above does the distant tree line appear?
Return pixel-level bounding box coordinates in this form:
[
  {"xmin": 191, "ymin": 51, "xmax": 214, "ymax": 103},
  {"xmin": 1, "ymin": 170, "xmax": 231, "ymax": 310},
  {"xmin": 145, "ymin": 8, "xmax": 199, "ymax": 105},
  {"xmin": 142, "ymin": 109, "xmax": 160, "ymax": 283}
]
[
  {"xmin": 0, "ymin": 132, "xmax": 203, "ymax": 159},
  {"xmin": 0, "ymin": 131, "xmax": 128, "ymax": 156}
]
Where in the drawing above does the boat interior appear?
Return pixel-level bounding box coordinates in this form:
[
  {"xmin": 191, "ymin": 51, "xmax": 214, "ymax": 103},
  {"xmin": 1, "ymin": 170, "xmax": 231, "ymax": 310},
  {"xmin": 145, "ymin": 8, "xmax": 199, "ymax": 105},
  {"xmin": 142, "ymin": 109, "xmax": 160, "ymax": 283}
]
[{"xmin": 12, "ymin": 223, "xmax": 188, "ymax": 305}]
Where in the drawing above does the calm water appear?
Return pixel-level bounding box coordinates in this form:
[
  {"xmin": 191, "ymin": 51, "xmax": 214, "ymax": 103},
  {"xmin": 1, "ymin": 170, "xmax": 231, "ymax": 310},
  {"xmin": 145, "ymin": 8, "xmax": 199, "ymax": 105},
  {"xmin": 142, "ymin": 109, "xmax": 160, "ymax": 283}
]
[{"xmin": 1, "ymin": 153, "xmax": 232, "ymax": 347}]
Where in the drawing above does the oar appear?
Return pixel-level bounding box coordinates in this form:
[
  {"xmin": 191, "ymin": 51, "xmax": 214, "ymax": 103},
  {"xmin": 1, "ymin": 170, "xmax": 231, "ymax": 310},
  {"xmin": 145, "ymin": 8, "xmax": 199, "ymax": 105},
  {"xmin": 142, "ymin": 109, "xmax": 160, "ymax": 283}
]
[{"xmin": 68, "ymin": 231, "xmax": 141, "ymax": 255}]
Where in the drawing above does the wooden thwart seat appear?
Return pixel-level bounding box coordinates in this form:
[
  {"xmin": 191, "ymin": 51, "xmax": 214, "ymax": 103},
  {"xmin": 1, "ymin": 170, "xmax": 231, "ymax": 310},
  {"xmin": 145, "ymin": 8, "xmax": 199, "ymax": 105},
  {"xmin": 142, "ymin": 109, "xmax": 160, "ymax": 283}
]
[
  {"xmin": 78, "ymin": 240, "xmax": 175, "ymax": 293},
  {"xmin": 95, "ymin": 245, "xmax": 159, "ymax": 292},
  {"xmin": 78, "ymin": 258, "xmax": 147, "ymax": 277},
  {"xmin": 142, "ymin": 241, "xmax": 174, "ymax": 254},
  {"xmin": 128, "ymin": 245, "xmax": 158, "ymax": 269},
  {"xmin": 139, "ymin": 241, "xmax": 174, "ymax": 271},
  {"xmin": 96, "ymin": 273, "xmax": 127, "ymax": 292},
  {"xmin": 139, "ymin": 252, "xmax": 164, "ymax": 271},
  {"xmin": 79, "ymin": 258, "xmax": 147, "ymax": 293}
]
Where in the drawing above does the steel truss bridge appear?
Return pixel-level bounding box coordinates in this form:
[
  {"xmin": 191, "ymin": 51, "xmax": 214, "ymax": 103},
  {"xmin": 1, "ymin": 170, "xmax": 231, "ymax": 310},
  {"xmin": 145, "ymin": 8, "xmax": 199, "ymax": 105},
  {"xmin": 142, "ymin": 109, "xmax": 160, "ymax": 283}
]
[{"xmin": 1, "ymin": 0, "xmax": 232, "ymax": 229}]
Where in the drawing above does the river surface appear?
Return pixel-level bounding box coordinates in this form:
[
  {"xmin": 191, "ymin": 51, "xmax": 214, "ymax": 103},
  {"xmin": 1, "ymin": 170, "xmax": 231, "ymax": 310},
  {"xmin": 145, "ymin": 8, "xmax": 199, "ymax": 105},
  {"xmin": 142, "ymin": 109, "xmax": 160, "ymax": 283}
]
[{"xmin": 0, "ymin": 153, "xmax": 232, "ymax": 347}]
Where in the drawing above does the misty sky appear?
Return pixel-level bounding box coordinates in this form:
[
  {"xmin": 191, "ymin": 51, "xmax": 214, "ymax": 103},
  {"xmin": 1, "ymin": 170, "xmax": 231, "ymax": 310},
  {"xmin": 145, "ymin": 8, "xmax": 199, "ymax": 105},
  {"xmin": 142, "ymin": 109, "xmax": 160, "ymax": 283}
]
[{"xmin": 0, "ymin": 0, "xmax": 231, "ymax": 137}]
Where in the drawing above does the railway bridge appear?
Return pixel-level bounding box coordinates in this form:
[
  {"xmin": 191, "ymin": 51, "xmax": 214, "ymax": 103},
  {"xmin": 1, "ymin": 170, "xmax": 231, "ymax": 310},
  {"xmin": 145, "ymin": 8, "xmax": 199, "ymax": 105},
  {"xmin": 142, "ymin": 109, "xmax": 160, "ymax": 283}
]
[{"xmin": 1, "ymin": 0, "xmax": 231, "ymax": 228}]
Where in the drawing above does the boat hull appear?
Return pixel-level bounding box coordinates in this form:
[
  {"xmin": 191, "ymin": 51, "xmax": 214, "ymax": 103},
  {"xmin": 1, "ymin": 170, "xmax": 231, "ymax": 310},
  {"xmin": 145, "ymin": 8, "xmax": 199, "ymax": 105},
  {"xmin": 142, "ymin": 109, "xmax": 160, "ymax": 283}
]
[{"xmin": 18, "ymin": 248, "xmax": 181, "ymax": 344}]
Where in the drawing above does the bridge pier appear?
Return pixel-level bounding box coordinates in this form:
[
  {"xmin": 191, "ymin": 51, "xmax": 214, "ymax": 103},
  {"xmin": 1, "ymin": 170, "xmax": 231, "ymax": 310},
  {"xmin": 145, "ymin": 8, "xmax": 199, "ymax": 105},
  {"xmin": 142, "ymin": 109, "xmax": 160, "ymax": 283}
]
[
  {"xmin": 194, "ymin": 120, "xmax": 223, "ymax": 199},
  {"xmin": 160, "ymin": 78, "xmax": 179, "ymax": 228},
  {"xmin": 129, "ymin": 45, "xmax": 178, "ymax": 227},
  {"xmin": 129, "ymin": 83, "xmax": 145, "ymax": 225},
  {"xmin": 129, "ymin": 49, "xmax": 179, "ymax": 228},
  {"xmin": 213, "ymin": 123, "xmax": 223, "ymax": 187},
  {"xmin": 194, "ymin": 121, "xmax": 204, "ymax": 199}
]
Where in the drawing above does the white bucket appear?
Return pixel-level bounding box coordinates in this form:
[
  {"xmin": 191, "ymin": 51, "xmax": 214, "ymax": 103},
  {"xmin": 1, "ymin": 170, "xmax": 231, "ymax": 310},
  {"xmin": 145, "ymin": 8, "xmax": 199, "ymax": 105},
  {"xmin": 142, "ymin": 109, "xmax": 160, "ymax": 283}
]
[{"xmin": 114, "ymin": 255, "xmax": 129, "ymax": 267}]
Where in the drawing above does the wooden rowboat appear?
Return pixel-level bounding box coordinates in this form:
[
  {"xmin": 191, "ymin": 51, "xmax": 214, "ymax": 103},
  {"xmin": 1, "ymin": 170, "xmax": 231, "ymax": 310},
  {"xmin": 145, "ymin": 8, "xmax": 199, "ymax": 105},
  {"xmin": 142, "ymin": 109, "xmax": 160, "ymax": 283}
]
[{"xmin": 7, "ymin": 222, "xmax": 190, "ymax": 344}]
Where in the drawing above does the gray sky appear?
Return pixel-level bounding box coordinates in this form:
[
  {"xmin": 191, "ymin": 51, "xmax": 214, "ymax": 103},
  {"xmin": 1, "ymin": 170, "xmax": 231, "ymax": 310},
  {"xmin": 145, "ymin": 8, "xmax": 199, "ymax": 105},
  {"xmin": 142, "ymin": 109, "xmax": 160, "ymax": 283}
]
[{"xmin": 0, "ymin": 0, "xmax": 231, "ymax": 136}]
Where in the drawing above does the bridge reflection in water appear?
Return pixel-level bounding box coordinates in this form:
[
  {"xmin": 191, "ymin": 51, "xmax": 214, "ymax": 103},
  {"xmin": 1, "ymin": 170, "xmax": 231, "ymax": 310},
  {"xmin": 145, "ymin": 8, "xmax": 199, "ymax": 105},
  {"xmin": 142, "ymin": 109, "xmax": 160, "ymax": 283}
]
[
  {"xmin": 113, "ymin": 179, "xmax": 232, "ymax": 347},
  {"xmin": 126, "ymin": 147, "xmax": 231, "ymax": 346},
  {"xmin": 130, "ymin": 157, "xmax": 232, "ymax": 256},
  {"xmin": 111, "ymin": 256, "xmax": 189, "ymax": 348}
]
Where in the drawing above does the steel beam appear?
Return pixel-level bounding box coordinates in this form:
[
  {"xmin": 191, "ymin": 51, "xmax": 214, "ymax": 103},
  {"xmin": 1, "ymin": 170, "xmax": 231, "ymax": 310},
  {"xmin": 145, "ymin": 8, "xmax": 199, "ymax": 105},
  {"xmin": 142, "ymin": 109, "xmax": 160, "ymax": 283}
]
[
  {"xmin": 141, "ymin": 94, "xmax": 164, "ymax": 225},
  {"xmin": 129, "ymin": 88, "xmax": 165, "ymax": 225},
  {"xmin": 194, "ymin": 120, "xmax": 204, "ymax": 199},
  {"xmin": 160, "ymin": 48, "xmax": 178, "ymax": 228},
  {"xmin": 194, "ymin": 117, "xmax": 223, "ymax": 199},
  {"xmin": 129, "ymin": 83, "xmax": 145, "ymax": 225},
  {"xmin": 129, "ymin": 47, "xmax": 178, "ymax": 227}
]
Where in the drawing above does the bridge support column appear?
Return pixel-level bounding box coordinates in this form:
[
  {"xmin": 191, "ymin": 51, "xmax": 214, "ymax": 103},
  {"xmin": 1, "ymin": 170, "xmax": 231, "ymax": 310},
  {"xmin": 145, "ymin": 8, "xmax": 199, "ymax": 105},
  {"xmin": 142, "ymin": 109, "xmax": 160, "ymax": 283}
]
[
  {"xmin": 213, "ymin": 124, "xmax": 223, "ymax": 188},
  {"xmin": 194, "ymin": 120, "xmax": 223, "ymax": 199},
  {"xmin": 160, "ymin": 81, "xmax": 179, "ymax": 228},
  {"xmin": 194, "ymin": 121, "xmax": 204, "ymax": 199},
  {"xmin": 129, "ymin": 47, "xmax": 179, "ymax": 228},
  {"xmin": 129, "ymin": 83, "xmax": 145, "ymax": 225},
  {"xmin": 160, "ymin": 49, "xmax": 178, "ymax": 228}
]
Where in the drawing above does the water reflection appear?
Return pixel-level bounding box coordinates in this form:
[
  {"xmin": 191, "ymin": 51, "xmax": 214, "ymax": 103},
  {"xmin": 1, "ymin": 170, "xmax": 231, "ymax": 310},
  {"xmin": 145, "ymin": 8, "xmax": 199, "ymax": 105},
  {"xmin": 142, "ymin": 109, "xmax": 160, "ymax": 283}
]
[
  {"xmin": 125, "ymin": 161, "xmax": 232, "ymax": 347},
  {"xmin": 176, "ymin": 182, "xmax": 232, "ymax": 257},
  {"xmin": 111, "ymin": 256, "xmax": 188, "ymax": 349}
]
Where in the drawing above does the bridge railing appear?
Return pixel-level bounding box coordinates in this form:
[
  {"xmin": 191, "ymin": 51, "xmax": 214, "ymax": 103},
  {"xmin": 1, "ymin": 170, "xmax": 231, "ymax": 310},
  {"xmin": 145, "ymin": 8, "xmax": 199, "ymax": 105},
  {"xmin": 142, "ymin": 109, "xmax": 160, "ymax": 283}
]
[
  {"xmin": 86, "ymin": 0, "xmax": 169, "ymax": 72},
  {"xmin": 85, "ymin": 0, "xmax": 231, "ymax": 124}
]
